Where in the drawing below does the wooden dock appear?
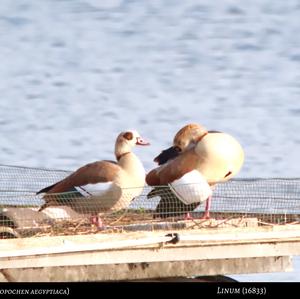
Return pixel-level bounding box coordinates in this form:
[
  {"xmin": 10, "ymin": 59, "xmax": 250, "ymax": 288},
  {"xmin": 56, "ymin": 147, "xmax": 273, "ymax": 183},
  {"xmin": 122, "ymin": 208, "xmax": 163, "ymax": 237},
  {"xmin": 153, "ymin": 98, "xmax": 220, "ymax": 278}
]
[{"xmin": 1, "ymin": 221, "xmax": 300, "ymax": 282}]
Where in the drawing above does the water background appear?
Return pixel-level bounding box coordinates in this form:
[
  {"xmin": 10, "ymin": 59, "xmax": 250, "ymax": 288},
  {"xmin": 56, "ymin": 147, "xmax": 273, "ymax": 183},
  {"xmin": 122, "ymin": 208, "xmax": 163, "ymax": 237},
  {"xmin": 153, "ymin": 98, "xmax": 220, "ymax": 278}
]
[{"xmin": 0, "ymin": 0, "xmax": 299, "ymax": 281}]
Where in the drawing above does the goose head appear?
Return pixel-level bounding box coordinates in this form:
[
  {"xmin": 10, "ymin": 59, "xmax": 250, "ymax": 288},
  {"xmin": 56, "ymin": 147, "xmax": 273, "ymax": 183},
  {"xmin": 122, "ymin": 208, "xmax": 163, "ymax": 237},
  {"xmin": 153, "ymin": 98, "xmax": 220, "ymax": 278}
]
[
  {"xmin": 115, "ymin": 130, "xmax": 150, "ymax": 160},
  {"xmin": 154, "ymin": 123, "xmax": 207, "ymax": 165}
]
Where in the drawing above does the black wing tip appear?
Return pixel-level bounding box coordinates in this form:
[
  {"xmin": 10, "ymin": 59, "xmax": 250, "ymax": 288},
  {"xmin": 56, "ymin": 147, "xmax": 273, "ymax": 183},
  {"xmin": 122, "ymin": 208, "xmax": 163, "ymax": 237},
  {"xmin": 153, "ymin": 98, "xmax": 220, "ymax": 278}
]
[
  {"xmin": 147, "ymin": 186, "xmax": 163, "ymax": 199},
  {"xmin": 36, "ymin": 182, "xmax": 58, "ymax": 195},
  {"xmin": 36, "ymin": 187, "xmax": 50, "ymax": 195}
]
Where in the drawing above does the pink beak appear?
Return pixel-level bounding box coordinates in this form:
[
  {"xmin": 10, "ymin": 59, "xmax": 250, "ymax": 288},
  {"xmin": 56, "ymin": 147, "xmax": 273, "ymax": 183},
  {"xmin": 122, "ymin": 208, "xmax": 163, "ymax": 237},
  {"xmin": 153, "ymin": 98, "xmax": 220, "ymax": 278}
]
[{"xmin": 136, "ymin": 137, "xmax": 150, "ymax": 146}]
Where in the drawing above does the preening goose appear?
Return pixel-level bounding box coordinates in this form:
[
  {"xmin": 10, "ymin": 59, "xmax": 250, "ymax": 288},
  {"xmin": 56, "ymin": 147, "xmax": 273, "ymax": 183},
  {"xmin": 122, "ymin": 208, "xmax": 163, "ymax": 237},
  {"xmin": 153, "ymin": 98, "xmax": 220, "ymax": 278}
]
[
  {"xmin": 153, "ymin": 123, "xmax": 208, "ymax": 165},
  {"xmin": 147, "ymin": 123, "xmax": 209, "ymax": 218},
  {"xmin": 146, "ymin": 124, "xmax": 244, "ymax": 219},
  {"xmin": 37, "ymin": 130, "xmax": 150, "ymax": 222}
]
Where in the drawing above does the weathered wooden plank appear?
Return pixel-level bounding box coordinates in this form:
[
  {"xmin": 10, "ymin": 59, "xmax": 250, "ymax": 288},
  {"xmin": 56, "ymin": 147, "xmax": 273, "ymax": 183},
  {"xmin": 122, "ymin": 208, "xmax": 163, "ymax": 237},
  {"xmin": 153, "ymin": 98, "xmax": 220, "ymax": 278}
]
[
  {"xmin": 0, "ymin": 225, "xmax": 299, "ymax": 281},
  {"xmin": 2, "ymin": 223, "xmax": 300, "ymax": 252},
  {"xmin": 1, "ymin": 236, "xmax": 300, "ymax": 270},
  {"xmin": 1, "ymin": 256, "xmax": 292, "ymax": 282},
  {"xmin": 1, "ymin": 227, "xmax": 300, "ymax": 258}
]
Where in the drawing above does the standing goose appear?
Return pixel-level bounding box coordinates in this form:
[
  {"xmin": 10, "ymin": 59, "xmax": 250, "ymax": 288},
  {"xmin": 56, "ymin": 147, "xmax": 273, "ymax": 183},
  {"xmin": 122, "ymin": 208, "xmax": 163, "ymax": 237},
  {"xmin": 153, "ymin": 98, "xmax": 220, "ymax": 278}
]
[
  {"xmin": 37, "ymin": 130, "xmax": 150, "ymax": 221},
  {"xmin": 146, "ymin": 124, "xmax": 244, "ymax": 219},
  {"xmin": 147, "ymin": 123, "xmax": 208, "ymax": 218}
]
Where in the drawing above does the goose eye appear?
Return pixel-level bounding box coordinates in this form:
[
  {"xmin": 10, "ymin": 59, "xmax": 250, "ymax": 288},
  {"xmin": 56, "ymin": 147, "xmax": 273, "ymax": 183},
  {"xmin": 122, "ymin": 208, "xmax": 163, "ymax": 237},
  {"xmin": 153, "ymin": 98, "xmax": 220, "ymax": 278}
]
[{"xmin": 174, "ymin": 146, "xmax": 181, "ymax": 152}]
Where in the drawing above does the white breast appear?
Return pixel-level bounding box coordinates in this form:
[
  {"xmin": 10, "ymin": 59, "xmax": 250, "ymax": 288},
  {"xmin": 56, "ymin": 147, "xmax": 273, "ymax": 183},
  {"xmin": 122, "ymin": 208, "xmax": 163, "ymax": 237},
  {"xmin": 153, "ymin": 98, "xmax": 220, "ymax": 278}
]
[{"xmin": 169, "ymin": 170, "xmax": 212, "ymax": 205}]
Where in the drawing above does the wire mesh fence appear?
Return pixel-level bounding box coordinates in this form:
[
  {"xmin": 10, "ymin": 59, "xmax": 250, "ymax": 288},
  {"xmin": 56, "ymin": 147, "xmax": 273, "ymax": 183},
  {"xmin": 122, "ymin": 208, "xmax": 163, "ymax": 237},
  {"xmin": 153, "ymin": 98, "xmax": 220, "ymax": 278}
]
[{"xmin": 1, "ymin": 164, "xmax": 300, "ymax": 238}]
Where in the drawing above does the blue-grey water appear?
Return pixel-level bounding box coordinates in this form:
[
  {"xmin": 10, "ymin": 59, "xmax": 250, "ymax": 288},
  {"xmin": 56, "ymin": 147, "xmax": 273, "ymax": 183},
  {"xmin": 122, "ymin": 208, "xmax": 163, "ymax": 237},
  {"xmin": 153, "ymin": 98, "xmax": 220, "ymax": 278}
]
[{"xmin": 0, "ymin": 0, "xmax": 300, "ymax": 282}]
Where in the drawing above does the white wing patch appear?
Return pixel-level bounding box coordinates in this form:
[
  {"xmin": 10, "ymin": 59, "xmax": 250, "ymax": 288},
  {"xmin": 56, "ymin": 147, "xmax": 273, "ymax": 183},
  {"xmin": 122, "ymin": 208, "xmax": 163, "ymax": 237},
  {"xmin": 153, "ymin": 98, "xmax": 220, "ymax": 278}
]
[
  {"xmin": 169, "ymin": 170, "xmax": 212, "ymax": 204},
  {"xmin": 41, "ymin": 207, "xmax": 73, "ymax": 219},
  {"xmin": 75, "ymin": 182, "xmax": 114, "ymax": 197}
]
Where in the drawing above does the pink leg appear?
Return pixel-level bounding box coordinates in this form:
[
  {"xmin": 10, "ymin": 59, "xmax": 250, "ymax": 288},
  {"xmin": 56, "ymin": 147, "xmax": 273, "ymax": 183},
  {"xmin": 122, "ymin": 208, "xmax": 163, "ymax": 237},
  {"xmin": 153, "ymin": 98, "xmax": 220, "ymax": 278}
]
[
  {"xmin": 202, "ymin": 195, "xmax": 212, "ymax": 219},
  {"xmin": 184, "ymin": 196, "xmax": 212, "ymax": 220},
  {"xmin": 184, "ymin": 212, "xmax": 193, "ymax": 220},
  {"xmin": 90, "ymin": 215, "xmax": 104, "ymax": 229}
]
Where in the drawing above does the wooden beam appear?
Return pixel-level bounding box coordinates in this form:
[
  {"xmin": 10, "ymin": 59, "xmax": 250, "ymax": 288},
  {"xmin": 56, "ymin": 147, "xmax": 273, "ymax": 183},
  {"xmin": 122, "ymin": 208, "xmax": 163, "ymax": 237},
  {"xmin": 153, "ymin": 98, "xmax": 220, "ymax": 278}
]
[
  {"xmin": 1, "ymin": 256, "xmax": 292, "ymax": 282},
  {"xmin": 1, "ymin": 226, "xmax": 300, "ymax": 259},
  {"xmin": 1, "ymin": 236, "xmax": 300, "ymax": 270}
]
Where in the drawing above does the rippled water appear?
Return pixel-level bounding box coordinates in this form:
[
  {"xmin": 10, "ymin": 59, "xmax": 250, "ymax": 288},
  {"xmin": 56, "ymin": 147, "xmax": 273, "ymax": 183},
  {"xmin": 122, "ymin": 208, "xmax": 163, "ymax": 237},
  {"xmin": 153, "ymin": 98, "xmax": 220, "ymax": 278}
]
[{"xmin": 0, "ymin": 0, "xmax": 300, "ymax": 281}]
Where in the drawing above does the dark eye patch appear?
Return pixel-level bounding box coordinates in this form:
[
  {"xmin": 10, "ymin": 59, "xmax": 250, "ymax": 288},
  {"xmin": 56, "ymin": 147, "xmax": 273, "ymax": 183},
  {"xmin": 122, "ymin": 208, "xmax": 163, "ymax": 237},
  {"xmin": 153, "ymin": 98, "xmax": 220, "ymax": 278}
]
[{"xmin": 123, "ymin": 132, "xmax": 133, "ymax": 140}]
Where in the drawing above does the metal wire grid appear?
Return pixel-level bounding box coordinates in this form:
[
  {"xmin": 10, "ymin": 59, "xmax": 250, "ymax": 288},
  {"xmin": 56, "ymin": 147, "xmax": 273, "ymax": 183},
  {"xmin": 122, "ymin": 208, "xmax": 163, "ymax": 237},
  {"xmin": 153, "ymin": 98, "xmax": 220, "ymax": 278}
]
[{"xmin": 1, "ymin": 165, "xmax": 300, "ymax": 238}]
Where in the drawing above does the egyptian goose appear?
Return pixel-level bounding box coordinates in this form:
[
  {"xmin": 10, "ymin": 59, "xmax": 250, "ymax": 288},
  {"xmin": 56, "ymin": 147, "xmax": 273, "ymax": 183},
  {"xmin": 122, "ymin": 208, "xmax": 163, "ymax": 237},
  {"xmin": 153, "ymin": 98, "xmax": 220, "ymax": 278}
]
[
  {"xmin": 148, "ymin": 123, "xmax": 209, "ymax": 218},
  {"xmin": 146, "ymin": 124, "xmax": 244, "ymax": 219},
  {"xmin": 37, "ymin": 130, "xmax": 150, "ymax": 223}
]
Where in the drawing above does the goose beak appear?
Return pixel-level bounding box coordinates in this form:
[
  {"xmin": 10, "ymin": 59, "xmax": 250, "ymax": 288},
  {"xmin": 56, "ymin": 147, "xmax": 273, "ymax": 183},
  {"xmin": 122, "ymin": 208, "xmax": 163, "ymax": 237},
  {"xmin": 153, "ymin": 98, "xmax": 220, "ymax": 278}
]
[{"xmin": 136, "ymin": 137, "xmax": 150, "ymax": 146}]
